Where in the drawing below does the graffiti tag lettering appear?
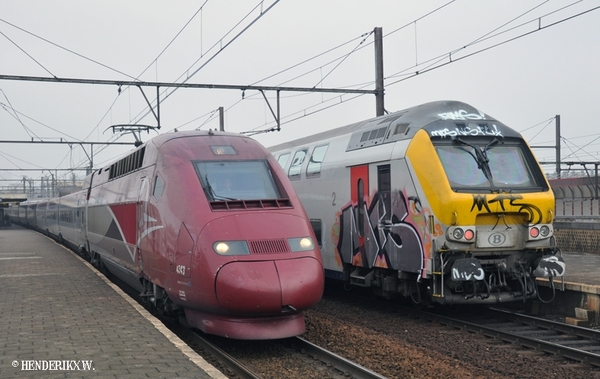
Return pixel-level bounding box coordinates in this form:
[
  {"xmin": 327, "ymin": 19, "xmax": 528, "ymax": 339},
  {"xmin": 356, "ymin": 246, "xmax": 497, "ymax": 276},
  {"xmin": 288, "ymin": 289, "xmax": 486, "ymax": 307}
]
[
  {"xmin": 430, "ymin": 123, "xmax": 503, "ymax": 138},
  {"xmin": 470, "ymin": 193, "xmax": 543, "ymax": 224},
  {"xmin": 451, "ymin": 266, "xmax": 485, "ymax": 281},
  {"xmin": 438, "ymin": 109, "xmax": 486, "ymax": 121}
]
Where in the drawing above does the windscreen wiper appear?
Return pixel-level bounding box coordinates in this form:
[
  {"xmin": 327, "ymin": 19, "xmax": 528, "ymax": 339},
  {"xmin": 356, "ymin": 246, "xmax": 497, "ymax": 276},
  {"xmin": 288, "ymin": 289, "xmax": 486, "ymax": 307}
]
[
  {"xmin": 204, "ymin": 175, "xmax": 237, "ymax": 201},
  {"xmin": 453, "ymin": 137, "xmax": 494, "ymax": 182}
]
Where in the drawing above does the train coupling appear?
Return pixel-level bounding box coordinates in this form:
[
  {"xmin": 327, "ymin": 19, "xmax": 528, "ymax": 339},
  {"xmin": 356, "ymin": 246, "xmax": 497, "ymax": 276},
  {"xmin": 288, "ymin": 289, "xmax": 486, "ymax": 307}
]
[{"xmin": 533, "ymin": 256, "xmax": 566, "ymax": 278}]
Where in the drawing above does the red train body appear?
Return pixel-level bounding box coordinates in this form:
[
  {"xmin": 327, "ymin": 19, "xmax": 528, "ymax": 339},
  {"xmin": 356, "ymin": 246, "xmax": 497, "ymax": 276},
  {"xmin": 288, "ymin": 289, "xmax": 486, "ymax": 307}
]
[{"xmin": 14, "ymin": 130, "xmax": 324, "ymax": 339}]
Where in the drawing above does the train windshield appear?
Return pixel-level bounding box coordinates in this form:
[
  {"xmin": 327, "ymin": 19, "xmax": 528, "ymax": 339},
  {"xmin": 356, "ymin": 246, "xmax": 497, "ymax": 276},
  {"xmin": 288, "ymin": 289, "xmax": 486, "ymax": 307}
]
[
  {"xmin": 195, "ymin": 160, "xmax": 281, "ymax": 201},
  {"xmin": 435, "ymin": 138, "xmax": 544, "ymax": 192}
]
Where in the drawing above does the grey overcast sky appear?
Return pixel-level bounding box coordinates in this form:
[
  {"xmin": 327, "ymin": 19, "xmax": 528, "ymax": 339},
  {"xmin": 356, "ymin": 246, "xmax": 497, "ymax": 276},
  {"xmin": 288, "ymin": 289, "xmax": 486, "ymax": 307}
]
[{"xmin": 1, "ymin": 1, "xmax": 599, "ymax": 186}]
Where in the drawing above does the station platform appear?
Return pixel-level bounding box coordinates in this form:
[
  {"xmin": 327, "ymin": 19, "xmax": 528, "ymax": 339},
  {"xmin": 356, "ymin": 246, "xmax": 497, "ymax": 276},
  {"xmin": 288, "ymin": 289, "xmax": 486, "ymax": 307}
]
[
  {"xmin": 537, "ymin": 250, "xmax": 600, "ymax": 295},
  {"xmin": 0, "ymin": 225, "xmax": 227, "ymax": 379}
]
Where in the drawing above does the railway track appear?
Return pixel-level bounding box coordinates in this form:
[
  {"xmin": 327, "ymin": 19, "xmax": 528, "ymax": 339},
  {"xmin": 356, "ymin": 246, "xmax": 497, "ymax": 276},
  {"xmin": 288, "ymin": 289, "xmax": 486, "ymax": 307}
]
[
  {"xmin": 419, "ymin": 306, "xmax": 600, "ymax": 367},
  {"xmin": 101, "ymin": 263, "xmax": 388, "ymax": 378},
  {"xmin": 185, "ymin": 327, "xmax": 388, "ymax": 379},
  {"xmin": 108, "ymin": 266, "xmax": 599, "ymax": 377}
]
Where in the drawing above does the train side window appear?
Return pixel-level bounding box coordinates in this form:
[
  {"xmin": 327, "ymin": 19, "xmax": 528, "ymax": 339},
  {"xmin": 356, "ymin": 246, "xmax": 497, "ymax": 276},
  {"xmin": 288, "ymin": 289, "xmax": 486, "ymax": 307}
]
[
  {"xmin": 153, "ymin": 175, "xmax": 165, "ymax": 199},
  {"xmin": 277, "ymin": 153, "xmax": 290, "ymax": 169},
  {"xmin": 288, "ymin": 149, "xmax": 307, "ymax": 179},
  {"xmin": 306, "ymin": 145, "xmax": 329, "ymax": 178}
]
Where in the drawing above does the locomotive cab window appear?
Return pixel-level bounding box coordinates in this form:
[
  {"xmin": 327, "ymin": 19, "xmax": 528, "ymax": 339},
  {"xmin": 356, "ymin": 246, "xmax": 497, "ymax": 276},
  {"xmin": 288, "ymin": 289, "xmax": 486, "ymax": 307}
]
[
  {"xmin": 195, "ymin": 160, "xmax": 282, "ymax": 201},
  {"xmin": 434, "ymin": 137, "xmax": 547, "ymax": 192}
]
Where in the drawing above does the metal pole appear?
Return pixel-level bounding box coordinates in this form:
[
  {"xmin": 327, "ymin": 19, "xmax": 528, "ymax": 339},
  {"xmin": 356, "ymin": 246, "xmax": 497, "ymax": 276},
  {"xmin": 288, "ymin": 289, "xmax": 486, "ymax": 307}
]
[
  {"xmin": 219, "ymin": 107, "xmax": 224, "ymax": 131},
  {"xmin": 555, "ymin": 115, "xmax": 561, "ymax": 178},
  {"xmin": 374, "ymin": 27, "xmax": 385, "ymax": 117},
  {"xmin": 156, "ymin": 86, "xmax": 161, "ymax": 129},
  {"xmin": 594, "ymin": 163, "xmax": 598, "ymax": 200},
  {"xmin": 276, "ymin": 90, "xmax": 280, "ymax": 132}
]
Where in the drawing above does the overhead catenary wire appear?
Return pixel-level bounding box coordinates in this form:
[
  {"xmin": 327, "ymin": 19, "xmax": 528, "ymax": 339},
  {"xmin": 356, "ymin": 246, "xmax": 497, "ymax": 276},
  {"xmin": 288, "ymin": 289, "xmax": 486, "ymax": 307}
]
[
  {"xmin": 238, "ymin": 2, "xmax": 598, "ymax": 136},
  {"xmin": 0, "ymin": 90, "xmax": 42, "ymax": 141},
  {"xmin": 385, "ymin": 4, "xmax": 600, "ymax": 87},
  {"xmin": 1, "ymin": 2, "xmax": 598, "ymax": 183},
  {"xmin": 129, "ymin": 1, "xmax": 281, "ymax": 126},
  {"xmin": 0, "ymin": 18, "xmax": 138, "ymax": 81}
]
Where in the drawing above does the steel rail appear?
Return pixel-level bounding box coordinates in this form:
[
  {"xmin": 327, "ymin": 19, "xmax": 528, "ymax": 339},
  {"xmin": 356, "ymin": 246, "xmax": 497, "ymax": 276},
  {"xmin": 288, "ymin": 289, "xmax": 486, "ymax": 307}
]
[
  {"xmin": 186, "ymin": 328, "xmax": 262, "ymax": 379},
  {"xmin": 490, "ymin": 307, "xmax": 600, "ymax": 341},
  {"xmin": 291, "ymin": 336, "xmax": 388, "ymax": 379},
  {"xmin": 410, "ymin": 307, "xmax": 600, "ymax": 367}
]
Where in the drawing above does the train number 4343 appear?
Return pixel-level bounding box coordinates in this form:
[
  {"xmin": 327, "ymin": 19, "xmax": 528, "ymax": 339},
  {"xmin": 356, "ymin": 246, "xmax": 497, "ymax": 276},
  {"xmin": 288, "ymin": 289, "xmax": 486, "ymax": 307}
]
[{"xmin": 176, "ymin": 265, "xmax": 186, "ymax": 276}]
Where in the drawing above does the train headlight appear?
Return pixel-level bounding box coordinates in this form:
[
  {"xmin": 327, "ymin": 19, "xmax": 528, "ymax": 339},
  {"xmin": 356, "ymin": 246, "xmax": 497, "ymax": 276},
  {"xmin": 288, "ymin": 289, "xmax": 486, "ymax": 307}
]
[
  {"xmin": 447, "ymin": 226, "xmax": 476, "ymax": 243},
  {"xmin": 452, "ymin": 228, "xmax": 464, "ymax": 240},
  {"xmin": 527, "ymin": 224, "xmax": 552, "ymax": 241},
  {"xmin": 288, "ymin": 237, "xmax": 315, "ymax": 252},
  {"xmin": 213, "ymin": 241, "xmax": 250, "ymax": 256}
]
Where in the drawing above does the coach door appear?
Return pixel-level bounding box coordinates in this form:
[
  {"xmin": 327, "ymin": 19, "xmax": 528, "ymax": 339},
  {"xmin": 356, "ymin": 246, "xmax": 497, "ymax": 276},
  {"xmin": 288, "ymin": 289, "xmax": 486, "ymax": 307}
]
[
  {"xmin": 350, "ymin": 165, "xmax": 369, "ymax": 267},
  {"xmin": 136, "ymin": 177, "xmax": 149, "ymax": 269},
  {"xmin": 373, "ymin": 165, "xmax": 392, "ymax": 268}
]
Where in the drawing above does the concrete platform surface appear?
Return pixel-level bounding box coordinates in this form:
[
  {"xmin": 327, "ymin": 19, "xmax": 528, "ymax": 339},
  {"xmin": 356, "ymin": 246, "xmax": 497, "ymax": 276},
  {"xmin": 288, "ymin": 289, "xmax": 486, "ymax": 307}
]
[{"xmin": 0, "ymin": 226, "xmax": 227, "ymax": 379}]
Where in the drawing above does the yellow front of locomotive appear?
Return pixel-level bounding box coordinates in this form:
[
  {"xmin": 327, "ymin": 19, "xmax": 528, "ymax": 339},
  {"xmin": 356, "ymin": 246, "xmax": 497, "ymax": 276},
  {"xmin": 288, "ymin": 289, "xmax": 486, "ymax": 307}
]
[{"xmin": 406, "ymin": 116, "xmax": 563, "ymax": 304}]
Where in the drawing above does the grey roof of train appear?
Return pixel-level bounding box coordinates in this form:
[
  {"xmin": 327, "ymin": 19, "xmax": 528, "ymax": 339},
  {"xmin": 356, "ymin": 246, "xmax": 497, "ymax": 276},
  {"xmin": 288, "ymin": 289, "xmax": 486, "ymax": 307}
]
[{"xmin": 268, "ymin": 100, "xmax": 503, "ymax": 151}]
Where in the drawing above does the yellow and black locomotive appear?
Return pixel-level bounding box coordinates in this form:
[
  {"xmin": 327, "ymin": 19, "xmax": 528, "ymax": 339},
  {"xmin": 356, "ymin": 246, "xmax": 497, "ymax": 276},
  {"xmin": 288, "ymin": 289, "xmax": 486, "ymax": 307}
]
[{"xmin": 270, "ymin": 100, "xmax": 564, "ymax": 305}]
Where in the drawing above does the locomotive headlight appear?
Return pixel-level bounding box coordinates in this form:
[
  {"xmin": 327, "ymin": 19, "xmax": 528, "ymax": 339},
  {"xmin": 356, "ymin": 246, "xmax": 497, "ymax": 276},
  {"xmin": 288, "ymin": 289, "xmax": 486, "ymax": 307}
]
[
  {"xmin": 528, "ymin": 224, "xmax": 552, "ymax": 241},
  {"xmin": 213, "ymin": 241, "xmax": 250, "ymax": 256},
  {"xmin": 452, "ymin": 228, "xmax": 464, "ymax": 240},
  {"xmin": 288, "ymin": 237, "xmax": 315, "ymax": 252},
  {"xmin": 448, "ymin": 226, "xmax": 476, "ymax": 242}
]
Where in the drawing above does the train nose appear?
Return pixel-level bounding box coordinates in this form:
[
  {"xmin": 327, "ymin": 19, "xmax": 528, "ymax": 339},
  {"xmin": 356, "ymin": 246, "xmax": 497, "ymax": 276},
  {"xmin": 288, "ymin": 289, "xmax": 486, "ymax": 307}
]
[{"xmin": 215, "ymin": 257, "xmax": 324, "ymax": 314}]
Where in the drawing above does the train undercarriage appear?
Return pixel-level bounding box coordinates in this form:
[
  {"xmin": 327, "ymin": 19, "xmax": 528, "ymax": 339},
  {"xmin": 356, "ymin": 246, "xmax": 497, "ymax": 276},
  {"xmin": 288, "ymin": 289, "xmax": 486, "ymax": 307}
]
[{"xmin": 343, "ymin": 249, "xmax": 565, "ymax": 306}]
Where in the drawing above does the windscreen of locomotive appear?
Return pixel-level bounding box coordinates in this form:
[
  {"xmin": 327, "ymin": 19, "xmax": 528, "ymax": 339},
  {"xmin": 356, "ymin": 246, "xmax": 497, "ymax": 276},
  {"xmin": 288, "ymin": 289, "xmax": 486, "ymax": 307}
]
[
  {"xmin": 434, "ymin": 143, "xmax": 537, "ymax": 190},
  {"xmin": 195, "ymin": 160, "xmax": 281, "ymax": 201}
]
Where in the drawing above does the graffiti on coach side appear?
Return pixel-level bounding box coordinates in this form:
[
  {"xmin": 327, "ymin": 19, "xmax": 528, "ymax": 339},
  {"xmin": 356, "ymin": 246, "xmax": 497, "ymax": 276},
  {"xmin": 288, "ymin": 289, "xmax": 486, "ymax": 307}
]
[
  {"xmin": 335, "ymin": 189, "xmax": 424, "ymax": 273},
  {"xmin": 471, "ymin": 193, "xmax": 543, "ymax": 224}
]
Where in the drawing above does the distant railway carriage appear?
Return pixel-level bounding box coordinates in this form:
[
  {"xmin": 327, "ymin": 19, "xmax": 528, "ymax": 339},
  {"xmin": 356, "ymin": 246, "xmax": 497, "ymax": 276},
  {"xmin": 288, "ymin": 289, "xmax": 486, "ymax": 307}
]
[
  {"xmin": 14, "ymin": 130, "xmax": 324, "ymax": 339},
  {"xmin": 270, "ymin": 100, "xmax": 565, "ymax": 305}
]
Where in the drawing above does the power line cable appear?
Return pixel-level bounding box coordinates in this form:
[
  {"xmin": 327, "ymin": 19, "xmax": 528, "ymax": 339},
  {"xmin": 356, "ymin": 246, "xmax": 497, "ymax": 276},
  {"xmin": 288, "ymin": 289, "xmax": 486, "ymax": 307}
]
[
  {"xmin": 97, "ymin": 1, "xmax": 210, "ymax": 135},
  {"xmin": 136, "ymin": 1, "xmax": 209, "ymax": 82},
  {"xmin": 0, "ymin": 18, "xmax": 138, "ymax": 80},
  {"xmin": 385, "ymin": 4, "xmax": 600, "ymax": 86},
  {"xmin": 0, "ymin": 30, "xmax": 55, "ymax": 77},
  {"xmin": 527, "ymin": 118, "xmax": 554, "ymax": 143},
  {"xmin": 128, "ymin": 1, "xmax": 281, "ymax": 126},
  {"xmin": 1, "ymin": 104, "xmax": 81, "ymax": 141},
  {"xmin": 0, "ymin": 91, "xmax": 42, "ymax": 140},
  {"xmin": 312, "ymin": 31, "xmax": 373, "ymax": 89}
]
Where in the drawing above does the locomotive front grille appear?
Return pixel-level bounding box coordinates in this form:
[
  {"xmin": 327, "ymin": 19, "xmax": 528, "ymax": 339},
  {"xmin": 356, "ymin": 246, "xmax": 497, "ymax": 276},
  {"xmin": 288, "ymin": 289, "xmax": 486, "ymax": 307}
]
[{"xmin": 249, "ymin": 239, "xmax": 290, "ymax": 254}]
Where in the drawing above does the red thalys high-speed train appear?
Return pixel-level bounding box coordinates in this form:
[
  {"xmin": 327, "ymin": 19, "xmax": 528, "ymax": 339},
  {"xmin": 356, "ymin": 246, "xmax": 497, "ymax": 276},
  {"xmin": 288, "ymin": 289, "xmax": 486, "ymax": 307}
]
[
  {"xmin": 12, "ymin": 130, "xmax": 324, "ymax": 339},
  {"xmin": 269, "ymin": 100, "xmax": 565, "ymax": 305}
]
